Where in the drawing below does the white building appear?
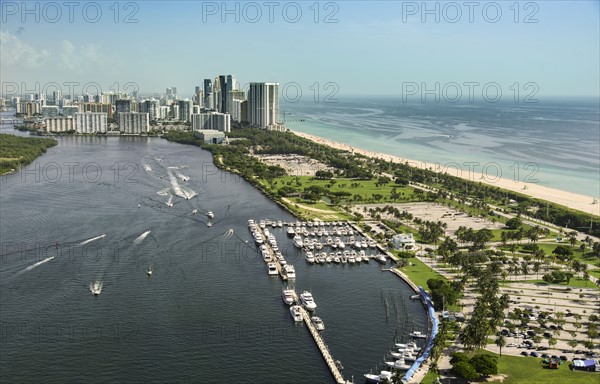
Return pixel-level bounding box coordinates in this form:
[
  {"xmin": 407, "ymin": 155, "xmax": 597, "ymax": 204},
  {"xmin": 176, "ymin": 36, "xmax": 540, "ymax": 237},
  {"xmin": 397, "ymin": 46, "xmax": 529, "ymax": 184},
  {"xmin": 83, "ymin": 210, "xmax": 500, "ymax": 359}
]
[
  {"xmin": 75, "ymin": 112, "xmax": 107, "ymax": 134},
  {"xmin": 191, "ymin": 112, "xmax": 230, "ymax": 132},
  {"xmin": 159, "ymin": 106, "xmax": 170, "ymax": 120},
  {"xmin": 178, "ymin": 99, "xmax": 193, "ymax": 122},
  {"xmin": 45, "ymin": 117, "xmax": 74, "ymax": 132},
  {"xmin": 391, "ymin": 233, "xmax": 416, "ymax": 250},
  {"xmin": 248, "ymin": 82, "xmax": 283, "ymax": 130},
  {"xmin": 119, "ymin": 112, "xmax": 150, "ymax": 134}
]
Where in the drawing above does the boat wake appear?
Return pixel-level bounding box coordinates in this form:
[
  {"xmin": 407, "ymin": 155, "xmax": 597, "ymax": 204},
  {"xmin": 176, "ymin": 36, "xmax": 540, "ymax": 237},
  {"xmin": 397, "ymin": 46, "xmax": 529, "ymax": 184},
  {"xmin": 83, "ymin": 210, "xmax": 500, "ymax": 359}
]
[
  {"xmin": 133, "ymin": 230, "xmax": 151, "ymax": 245},
  {"xmin": 89, "ymin": 280, "xmax": 103, "ymax": 295},
  {"xmin": 143, "ymin": 164, "xmax": 152, "ymax": 172},
  {"xmin": 156, "ymin": 187, "xmax": 170, "ymax": 196},
  {"xmin": 79, "ymin": 234, "xmax": 106, "ymax": 246},
  {"xmin": 175, "ymin": 171, "xmax": 190, "ymax": 182},
  {"xmin": 166, "ymin": 195, "xmax": 174, "ymax": 207},
  {"xmin": 17, "ymin": 256, "xmax": 55, "ymax": 275}
]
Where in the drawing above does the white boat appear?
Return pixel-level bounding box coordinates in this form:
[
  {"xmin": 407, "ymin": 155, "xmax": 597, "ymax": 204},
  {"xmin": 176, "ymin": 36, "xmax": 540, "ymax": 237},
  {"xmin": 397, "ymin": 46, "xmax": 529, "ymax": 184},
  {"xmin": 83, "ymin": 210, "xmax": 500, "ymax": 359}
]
[
  {"xmin": 293, "ymin": 235, "xmax": 303, "ymax": 248},
  {"xmin": 410, "ymin": 331, "xmax": 427, "ymax": 339},
  {"xmin": 248, "ymin": 219, "xmax": 255, "ymax": 226},
  {"xmin": 364, "ymin": 371, "xmax": 392, "ymax": 383},
  {"xmin": 410, "ymin": 294, "xmax": 421, "ymax": 300},
  {"xmin": 305, "ymin": 251, "xmax": 315, "ymax": 264},
  {"xmin": 267, "ymin": 262, "xmax": 278, "ymax": 275},
  {"xmin": 333, "ymin": 256, "xmax": 341, "ymax": 263},
  {"xmin": 147, "ymin": 266, "xmax": 153, "ymax": 276},
  {"xmin": 385, "ymin": 360, "xmax": 411, "ymax": 370},
  {"xmin": 89, "ymin": 280, "xmax": 103, "ymax": 296},
  {"xmin": 277, "ymin": 220, "xmax": 283, "ymax": 227},
  {"xmin": 192, "ymin": 209, "xmax": 198, "ymax": 215},
  {"xmin": 253, "ymin": 232, "xmax": 263, "ymax": 245},
  {"xmin": 348, "ymin": 255, "xmax": 356, "ymax": 264},
  {"xmin": 259, "ymin": 220, "xmax": 266, "ymax": 229},
  {"xmin": 290, "ymin": 305, "xmax": 303, "ymax": 322},
  {"xmin": 368, "ymin": 239, "xmax": 377, "ymax": 248},
  {"xmin": 282, "ymin": 288, "xmax": 295, "ymax": 305},
  {"xmin": 361, "ymin": 240, "xmax": 368, "ymax": 248},
  {"xmin": 283, "ymin": 263, "xmax": 295, "ymax": 278},
  {"xmin": 311, "ymin": 316, "xmax": 325, "ymax": 331},
  {"xmin": 354, "ymin": 241, "xmax": 362, "ymax": 249},
  {"xmin": 317, "ymin": 254, "xmax": 326, "ymax": 264},
  {"xmin": 375, "ymin": 254, "xmax": 386, "ymax": 263},
  {"xmin": 287, "ymin": 226, "xmax": 295, "ymax": 237},
  {"xmin": 300, "ymin": 291, "xmax": 317, "ymax": 311},
  {"xmin": 278, "ymin": 256, "xmax": 287, "ymax": 266}
]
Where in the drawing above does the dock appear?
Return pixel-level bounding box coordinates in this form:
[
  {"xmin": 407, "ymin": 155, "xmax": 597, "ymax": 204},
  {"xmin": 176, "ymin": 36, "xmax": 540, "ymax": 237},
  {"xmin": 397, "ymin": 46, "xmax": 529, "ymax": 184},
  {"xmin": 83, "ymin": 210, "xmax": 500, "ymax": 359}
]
[
  {"xmin": 291, "ymin": 290, "xmax": 346, "ymax": 384},
  {"xmin": 255, "ymin": 225, "xmax": 287, "ymax": 280}
]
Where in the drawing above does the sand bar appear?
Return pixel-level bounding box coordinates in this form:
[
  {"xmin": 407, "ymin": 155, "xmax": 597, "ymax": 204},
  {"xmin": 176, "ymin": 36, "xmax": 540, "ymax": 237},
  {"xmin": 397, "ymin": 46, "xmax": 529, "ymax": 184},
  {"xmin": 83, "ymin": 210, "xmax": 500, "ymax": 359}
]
[{"xmin": 291, "ymin": 130, "xmax": 600, "ymax": 217}]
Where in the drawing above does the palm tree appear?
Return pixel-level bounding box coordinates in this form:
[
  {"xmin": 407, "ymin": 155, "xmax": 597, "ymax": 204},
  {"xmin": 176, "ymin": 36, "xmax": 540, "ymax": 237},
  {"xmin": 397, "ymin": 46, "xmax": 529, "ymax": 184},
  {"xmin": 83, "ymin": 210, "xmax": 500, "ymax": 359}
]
[{"xmin": 495, "ymin": 335, "xmax": 506, "ymax": 357}]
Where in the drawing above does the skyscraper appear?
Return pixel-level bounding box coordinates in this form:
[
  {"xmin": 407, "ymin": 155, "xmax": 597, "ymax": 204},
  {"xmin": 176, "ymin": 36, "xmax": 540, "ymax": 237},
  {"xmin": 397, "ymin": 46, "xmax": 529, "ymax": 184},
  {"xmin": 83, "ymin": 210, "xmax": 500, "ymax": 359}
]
[
  {"xmin": 203, "ymin": 79, "xmax": 212, "ymax": 107},
  {"xmin": 248, "ymin": 82, "xmax": 282, "ymax": 130}
]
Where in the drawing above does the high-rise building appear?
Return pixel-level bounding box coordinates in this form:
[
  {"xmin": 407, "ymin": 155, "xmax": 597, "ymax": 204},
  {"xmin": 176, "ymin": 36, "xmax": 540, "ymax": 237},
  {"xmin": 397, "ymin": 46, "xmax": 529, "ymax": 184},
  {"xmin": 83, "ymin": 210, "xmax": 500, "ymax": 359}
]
[
  {"xmin": 159, "ymin": 106, "xmax": 170, "ymax": 120},
  {"xmin": 248, "ymin": 82, "xmax": 282, "ymax": 130},
  {"xmin": 115, "ymin": 99, "xmax": 131, "ymax": 118},
  {"xmin": 227, "ymin": 90, "xmax": 245, "ymax": 122},
  {"xmin": 166, "ymin": 87, "xmax": 178, "ymax": 100},
  {"xmin": 45, "ymin": 117, "xmax": 74, "ymax": 132},
  {"xmin": 191, "ymin": 112, "xmax": 231, "ymax": 132},
  {"xmin": 80, "ymin": 102, "xmax": 113, "ymax": 119},
  {"xmin": 75, "ymin": 112, "xmax": 107, "ymax": 134},
  {"xmin": 119, "ymin": 112, "xmax": 150, "ymax": 134},
  {"xmin": 41, "ymin": 105, "xmax": 60, "ymax": 118},
  {"xmin": 203, "ymin": 79, "xmax": 212, "ymax": 107},
  {"xmin": 62, "ymin": 106, "xmax": 79, "ymax": 117},
  {"xmin": 178, "ymin": 99, "xmax": 193, "ymax": 122},
  {"xmin": 139, "ymin": 99, "xmax": 160, "ymax": 121}
]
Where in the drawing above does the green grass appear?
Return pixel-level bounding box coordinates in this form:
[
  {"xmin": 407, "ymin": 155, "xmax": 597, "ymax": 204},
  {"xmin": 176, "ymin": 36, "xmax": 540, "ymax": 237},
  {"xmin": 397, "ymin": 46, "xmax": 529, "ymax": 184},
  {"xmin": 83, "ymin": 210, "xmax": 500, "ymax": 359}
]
[
  {"xmin": 421, "ymin": 369, "xmax": 439, "ymax": 384},
  {"xmin": 282, "ymin": 198, "xmax": 352, "ymax": 221},
  {"xmin": 496, "ymin": 353, "xmax": 595, "ymax": 384},
  {"xmin": 398, "ymin": 257, "xmax": 446, "ymax": 288}
]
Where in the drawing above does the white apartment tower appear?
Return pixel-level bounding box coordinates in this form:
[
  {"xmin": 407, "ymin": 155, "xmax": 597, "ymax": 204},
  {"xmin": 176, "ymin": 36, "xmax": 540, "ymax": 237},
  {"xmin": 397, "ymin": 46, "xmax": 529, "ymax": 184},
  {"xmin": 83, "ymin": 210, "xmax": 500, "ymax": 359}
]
[
  {"xmin": 119, "ymin": 112, "xmax": 150, "ymax": 134},
  {"xmin": 75, "ymin": 112, "xmax": 107, "ymax": 133},
  {"xmin": 248, "ymin": 82, "xmax": 281, "ymax": 130}
]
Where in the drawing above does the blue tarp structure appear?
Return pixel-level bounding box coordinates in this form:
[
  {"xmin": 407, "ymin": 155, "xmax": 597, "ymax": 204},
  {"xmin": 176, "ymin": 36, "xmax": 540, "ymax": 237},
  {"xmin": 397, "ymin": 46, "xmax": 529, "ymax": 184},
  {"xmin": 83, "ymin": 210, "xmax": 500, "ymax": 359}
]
[{"xmin": 401, "ymin": 287, "xmax": 439, "ymax": 383}]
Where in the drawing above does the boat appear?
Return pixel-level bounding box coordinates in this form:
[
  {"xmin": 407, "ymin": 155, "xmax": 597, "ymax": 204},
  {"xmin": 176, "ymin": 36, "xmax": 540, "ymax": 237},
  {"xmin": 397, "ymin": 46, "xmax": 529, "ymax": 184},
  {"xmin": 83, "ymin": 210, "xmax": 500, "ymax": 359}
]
[
  {"xmin": 364, "ymin": 371, "xmax": 392, "ymax": 383},
  {"xmin": 348, "ymin": 255, "xmax": 356, "ymax": 264},
  {"xmin": 311, "ymin": 316, "xmax": 325, "ymax": 331},
  {"xmin": 317, "ymin": 254, "xmax": 326, "ymax": 264},
  {"xmin": 385, "ymin": 360, "xmax": 411, "ymax": 370},
  {"xmin": 267, "ymin": 262, "xmax": 278, "ymax": 275},
  {"xmin": 192, "ymin": 209, "xmax": 198, "ymax": 215},
  {"xmin": 375, "ymin": 254, "xmax": 386, "ymax": 263},
  {"xmin": 293, "ymin": 235, "xmax": 303, "ymax": 248},
  {"xmin": 282, "ymin": 288, "xmax": 295, "ymax": 305},
  {"xmin": 278, "ymin": 256, "xmax": 287, "ymax": 266},
  {"xmin": 89, "ymin": 280, "xmax": 103, "ymax": 296},
  {"xmin": 361, "ymin": 240, "xmax": 368, "ymax": 248},
  {"xmin": 300, "ymin": 291, "xmax": 317, "ymax": 311},
  {"xmin": 277, "ymin": 220, "xmax": 283, "ymax": 227},
  {"xmin": 410, "ymin": 294, "xmax": 421, "ymax": 300},
  {"xmin": 283, "ymin": 264, "xmax": 295, "ymax": 279},
  {"xmin": 305, "ymin": 251, "xmax": 315, "ymax": 264},
  {"xmin": 207, "ymin": 211, "xmax": 214, "ymax": 218},
  {"xmin": 290, "ymin": 305, "xmax": 303, "ymax": 322},
  {"xmin": 333, "ymin": 256, "xmax": 341, "ymax": 263},
  {"xmin": 147, "ymin": 266, "xmax": 153, "ymax": 276},
  {"xmin": 368, "ymin": 239, "xmax": 377, "ymax": 248},
  {"xmin": 410, "ymin": 331, "xmax": 427, "ymax": 339},
  {"xmin": 287, "ymin": 226, "xmax": 295, "ymax": 237},
  {"xmin": 354, "ymin": 241, "xmax": 362, "ymax": 249}
]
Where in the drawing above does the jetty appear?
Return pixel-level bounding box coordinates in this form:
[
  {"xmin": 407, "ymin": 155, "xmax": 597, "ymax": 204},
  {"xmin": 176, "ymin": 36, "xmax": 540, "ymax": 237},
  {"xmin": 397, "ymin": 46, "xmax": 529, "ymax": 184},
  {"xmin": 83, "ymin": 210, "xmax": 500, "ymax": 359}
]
[{"xmin": 254, "ymin": 225, "xmax": 287, "ymax": 281}]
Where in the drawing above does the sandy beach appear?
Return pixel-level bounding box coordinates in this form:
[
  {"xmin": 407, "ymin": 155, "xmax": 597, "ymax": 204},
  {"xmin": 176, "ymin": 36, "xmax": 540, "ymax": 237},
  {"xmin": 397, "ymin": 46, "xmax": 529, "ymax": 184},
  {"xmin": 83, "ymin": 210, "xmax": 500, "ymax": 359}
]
[{"xmin": 291, "ymin": 130, "xmax": 600, "ymax": 217}]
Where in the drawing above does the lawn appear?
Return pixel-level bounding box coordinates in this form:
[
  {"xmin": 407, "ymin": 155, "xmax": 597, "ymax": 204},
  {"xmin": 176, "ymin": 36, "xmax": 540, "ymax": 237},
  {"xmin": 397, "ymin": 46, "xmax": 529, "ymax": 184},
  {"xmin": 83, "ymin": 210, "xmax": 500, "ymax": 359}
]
[
  {"xmin": 495, "ymin": 353, "xmax": 595, "ymax": 384},
  {"xmin": 398, "ymin": 257, "xmax": 447, "ymax": 289}
]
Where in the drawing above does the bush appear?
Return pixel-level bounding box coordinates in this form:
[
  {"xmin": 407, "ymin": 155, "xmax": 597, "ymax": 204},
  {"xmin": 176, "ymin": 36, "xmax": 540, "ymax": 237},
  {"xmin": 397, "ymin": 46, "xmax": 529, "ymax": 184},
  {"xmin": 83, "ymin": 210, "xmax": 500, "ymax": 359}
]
[
  {"xmin": 452, "ymin": 361, "xmax": 479, "ymax": 381},
  {"xmin": 469, "ymin": 354, "xmax": 498, "ymax": 376}
]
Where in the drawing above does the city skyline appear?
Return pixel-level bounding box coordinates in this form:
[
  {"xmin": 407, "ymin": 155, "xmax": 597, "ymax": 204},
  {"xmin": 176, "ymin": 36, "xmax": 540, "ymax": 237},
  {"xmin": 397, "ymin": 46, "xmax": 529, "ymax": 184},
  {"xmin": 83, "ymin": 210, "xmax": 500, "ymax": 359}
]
[{"xmin": 1, "ymin": 1, "xmax": 599, "ymax": 97}]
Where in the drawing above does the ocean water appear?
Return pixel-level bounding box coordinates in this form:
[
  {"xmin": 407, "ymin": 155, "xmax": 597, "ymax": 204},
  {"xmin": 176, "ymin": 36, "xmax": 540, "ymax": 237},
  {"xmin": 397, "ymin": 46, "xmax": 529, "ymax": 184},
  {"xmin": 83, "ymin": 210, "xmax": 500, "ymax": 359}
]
[
  {"xmin": 0, "ymin": 134, "xmax": 427, "ymax": 383},
  {"xmin": 283, "ymin": 97, "xmax": 600, "ymax": 197}
]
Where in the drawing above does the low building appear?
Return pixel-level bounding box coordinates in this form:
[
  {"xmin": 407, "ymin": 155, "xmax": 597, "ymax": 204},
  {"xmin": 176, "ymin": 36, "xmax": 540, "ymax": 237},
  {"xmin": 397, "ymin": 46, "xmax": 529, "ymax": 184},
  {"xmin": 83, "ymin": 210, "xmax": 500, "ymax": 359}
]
[
  {"xmin": 391, "ymin": 233, "xmax": 416, "ymax": 250},
  {"xmin": 194, "ymin": 130, "xmax": 225, "ymax": 144}
]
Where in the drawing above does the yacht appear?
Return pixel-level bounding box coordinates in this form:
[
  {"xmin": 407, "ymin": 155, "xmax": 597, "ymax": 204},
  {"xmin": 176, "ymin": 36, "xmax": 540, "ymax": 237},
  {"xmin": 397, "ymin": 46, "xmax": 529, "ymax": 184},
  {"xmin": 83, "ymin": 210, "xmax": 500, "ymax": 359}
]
[
  {"xmin": 364, "ymin": 371, "xmax": 392, "ymax": 383},
  {"xmin": 248, "ymin": 219, "xmax": 255, "ymax": 226},
  {"xmin": 253, "ymin": 232, "xmax": 263, "ymax": 245},
  {"xmin": 287, "ymin": 226, "xmax": 295, "ymax": 237},
  {"xmin": 267, "ymin": 263, "xmax": 278, "ymax": 275},
  {"xmin": 282, "ymin": 288, "xmax": 295, "ymax": 305},
  {"xmin": 375, "ymin": 254, "xmax": 386, "ymax": 263},
  {"xmin": 277, "ymin": 220, "xmax": 283, "ymax": 227},
  {"xmin": 311, "ymin": 316, "xmax": 325, "ymax": 331},
  {"xmin": 333, "ymin": 255, "xmax": 341, "ymax": 263},
  {"xmin": 89, "ymin": 281, "xmax": 103, "ymax": 296},
  {"xmin": 147, "ymin": 266, "xmax": 153, "ymax": 276},
  {"xmin": 316, "ymin": 254, "xmax": 326, "ymax": 264},
  {"xmin": 293, "ymin": 235, "xmax": 303, "ymax": 248},
  {"xmin": 361, "ymin": 240, "xmax": 368, "ymax": 248},
  {"xmin": 305, "ymin": 251, "xmax": 315, "ymax": 264},
  {"xmin": 410, "ymin": 331, "xmax": 427, "ymax": 339},
  {"xmin": 348, "ymin": 255, "xmax": 356, "ymax": 264},
  {"xmin": 278, "ymin": 256, "xmax": 287, "ymax": 266},
  {"xmin": 385, "ymin": 360, "xmax": 411, "ymax": 370},
  {"xmin": 368, "ymin": 239, "xmax": 377, "ymax": 248},
  {"xmin": 290, "ymin": 305, "xmax": 303, "ymax": 322},
  {"xmin": 300, "ymin": 291, "xmax": 317, "ymax": 311},
  {"xmin": 207, "ymin": 211, "xmax": 214, "ymax": 219},
  {"xmin": 259, "ymin": 220, "xmax": 266, "ymax": 229},
  {"xmin": 283, "ymin": 264, "xmax": 295, "ymax": 279}
]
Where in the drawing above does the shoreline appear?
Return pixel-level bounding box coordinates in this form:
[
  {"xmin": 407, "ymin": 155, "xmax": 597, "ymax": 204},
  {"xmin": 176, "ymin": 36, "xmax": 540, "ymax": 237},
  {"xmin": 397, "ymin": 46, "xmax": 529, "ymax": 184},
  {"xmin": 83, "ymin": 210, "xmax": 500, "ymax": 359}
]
[{"xmin": 290, "ymin": 130, "xmax": 600, "ymax": 217}]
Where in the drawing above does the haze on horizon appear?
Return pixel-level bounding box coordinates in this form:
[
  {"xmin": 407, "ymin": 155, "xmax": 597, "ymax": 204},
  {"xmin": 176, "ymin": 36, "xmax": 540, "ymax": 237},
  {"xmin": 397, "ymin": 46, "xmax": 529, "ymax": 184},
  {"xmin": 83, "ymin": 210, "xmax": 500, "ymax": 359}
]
[{"xmin": 1, "ymin": 0, "xmax": 599, "ymax": 98}]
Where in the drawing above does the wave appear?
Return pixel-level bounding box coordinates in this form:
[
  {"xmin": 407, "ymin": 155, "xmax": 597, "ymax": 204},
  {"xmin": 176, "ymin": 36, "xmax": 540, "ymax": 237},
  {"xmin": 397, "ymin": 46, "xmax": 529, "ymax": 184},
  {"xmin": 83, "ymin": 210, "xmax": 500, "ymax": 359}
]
[
  {"xmin": 17, "ymin": 256, "xmax": 54, "ymax": 275},
  {"xmin": 79, "ymin": 234, "xmax": 106, "ymax": 246},
  {"xmin": 133, "ymin": 230, "xmax": 151, "ymax": 245}
]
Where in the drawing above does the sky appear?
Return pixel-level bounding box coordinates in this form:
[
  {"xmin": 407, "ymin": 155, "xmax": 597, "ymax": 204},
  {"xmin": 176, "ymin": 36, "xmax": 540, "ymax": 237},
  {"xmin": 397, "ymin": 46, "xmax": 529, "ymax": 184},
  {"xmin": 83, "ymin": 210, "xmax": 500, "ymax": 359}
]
[{"xmin": 1, "ymin": 1, "xmax": 599, "ymax": 98}]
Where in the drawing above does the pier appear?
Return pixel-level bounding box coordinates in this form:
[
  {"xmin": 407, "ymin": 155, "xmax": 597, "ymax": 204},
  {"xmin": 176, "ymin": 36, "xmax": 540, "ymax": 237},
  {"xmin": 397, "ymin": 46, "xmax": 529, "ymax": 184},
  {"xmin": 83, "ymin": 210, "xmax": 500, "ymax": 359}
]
[{"xmin": 254, "ymin": 225, "xmax": 287, "ymax": 280}]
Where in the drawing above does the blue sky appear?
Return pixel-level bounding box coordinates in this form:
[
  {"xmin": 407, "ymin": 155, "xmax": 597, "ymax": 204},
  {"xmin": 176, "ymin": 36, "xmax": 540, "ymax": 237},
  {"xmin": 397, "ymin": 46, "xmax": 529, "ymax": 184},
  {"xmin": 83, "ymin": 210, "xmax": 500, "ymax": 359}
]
[{"xmin": 1, "ymin": 1, "xmax": 599, "ymax": 97}]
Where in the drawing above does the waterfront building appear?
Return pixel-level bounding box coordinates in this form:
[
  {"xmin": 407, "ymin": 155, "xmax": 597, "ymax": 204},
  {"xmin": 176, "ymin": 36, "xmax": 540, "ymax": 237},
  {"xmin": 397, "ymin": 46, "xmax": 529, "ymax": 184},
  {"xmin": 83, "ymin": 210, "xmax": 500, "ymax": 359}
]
[
  {"xmin": 75, "ymin": 112, "xmax": 107, "ymax": 134},
  {"xmin": 45, "ymin": 117, "xmax": 74, "ymax": 132},
  {"xmin": 191, "ymin": 112, "xmax": 230, "ymax": 132},
  {"xmin": 391, "ymin": 233, "xmax": 416, "ymax": 250},
  {"xmin": 62, "ymin": 106, "xmax": 80, "ymax": 117},
  {"xmin": 194, "ymin": 130, "xmax": 226, "ymax": 144},
  {"xmin": 248, "ymin": 82, "xmax": 284, "ymax": 130},
  {"xmin": 119, "ymin": 112, "xmax": 150, "ymax": 134},
  {"xmin": 80, "ymin": 102, "xmax": 113, "ymax": 119},
  {"xmin": 139, "ymin": 99, "xmax": 160, "ymax": 121}
]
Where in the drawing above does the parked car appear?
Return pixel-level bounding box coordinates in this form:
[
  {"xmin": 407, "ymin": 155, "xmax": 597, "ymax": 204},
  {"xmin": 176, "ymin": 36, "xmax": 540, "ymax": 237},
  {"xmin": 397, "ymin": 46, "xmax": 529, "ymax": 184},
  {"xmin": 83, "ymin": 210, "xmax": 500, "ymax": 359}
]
[
  {"xmin": 559, "ymin": 356, "xmax": 568, "ymax": 361},
  {"xmin": 530, "ymin": 352, "xmax": 539, "ymax": 357},
  {"xmin": 536, "ymin": 346, "xmax": 548, "ymax": 351},
  {"xmin": 521, "ymin": 351, "xmax": 529, "ymax": 356},
  {"xmin": 507, "ymin": 343, "xmax": 517, "ymax": 347},
  {"xmin": 541, "ymin": 353, "xmax": 549, "ymax": 358}
]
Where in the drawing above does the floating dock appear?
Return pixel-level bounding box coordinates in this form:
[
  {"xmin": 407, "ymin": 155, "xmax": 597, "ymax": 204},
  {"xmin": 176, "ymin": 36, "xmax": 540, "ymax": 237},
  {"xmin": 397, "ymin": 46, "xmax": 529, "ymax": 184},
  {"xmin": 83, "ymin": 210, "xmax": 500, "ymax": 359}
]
[{"xmin": 254, "ymin": 225, "xmax": 288, "ymax": 281}]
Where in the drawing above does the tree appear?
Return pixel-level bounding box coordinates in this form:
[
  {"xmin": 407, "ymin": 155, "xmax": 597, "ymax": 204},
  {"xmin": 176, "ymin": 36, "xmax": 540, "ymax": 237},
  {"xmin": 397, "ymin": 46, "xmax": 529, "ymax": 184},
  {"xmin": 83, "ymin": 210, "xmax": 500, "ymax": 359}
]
[
  {"xmin": 567, "ymin": 339, "xmax": 578, "ymax": 353},
  {"xmin": 505, "ymin": 217, "xmax": 523, "ymax": 230},
  {"xmin": 495, "ymin": 335, "xmax": 506, "ymax": 357},
  {"xmin": 469, "ymin": 355, "xmax": 498, "ymax": 376},
  {"xmin": 452, "ymin": 361, "xmax": 479, "ymax": 382}
]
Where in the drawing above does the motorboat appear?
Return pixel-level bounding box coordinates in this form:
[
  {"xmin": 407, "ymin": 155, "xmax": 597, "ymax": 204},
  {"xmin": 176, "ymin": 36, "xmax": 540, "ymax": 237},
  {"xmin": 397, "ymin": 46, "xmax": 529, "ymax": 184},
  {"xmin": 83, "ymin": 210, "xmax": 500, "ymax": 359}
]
[
  {"xmin": 282, "ymin": 288, "xmax": 295, "ymax": 305},
  {"xmin": 290, "ymin": 305, "xmax": 303, "ymax": 322},
  {"xmin": 253, "ymin": 232, "xmax": 263, "ymax": 245},
  {"xmin": 278, "ymin": 256, "xmax": 287, "ymax": 266},
  {"xmin": 368, "ymin": 239, "xmax": 377, "ymax": 248},
  {"xmin": 410, "ymin": 294, "xmax": 421, "ymax": 300},
  {"xmin": 192, "ymin": 209, "xmax": 198, "ymax": 215},
  {"xmin": 293, "ymin": 235, "xmax": 303, "ymax": 248},
  {"xmin": 333, "ymin": 256, "xmax": 340, "ymax": 263},
  {"xmin": 348, "ymin": 255, "xmax": 356, "ymax": 264},
  {"xmin": 325, "ymin": 255, "xmax": 333, "ymax": 263},
  {"xmin": 207, "ymin": 211, "xmax": 214, "ymax": 219},
  {"xmin": 317, "ymin": 254, "xmax": 326, "ymax": 264},
  {"xmin": 147, "ymin": 266, "xmax": 153, "ymax": 276},
  {"xmin": 89, "ymin": 280, "xmax": 103, "ymax": 296},
  {"xmin": 287, "ymin": 226, "xmax": 295, "ymax": 237},
  {"xmin": 361, "ymin": 240, "xmax": 368, "ymax": 248},
  {"xmin": 385, "ymin": 360, "xmax": 411, "ymax": 370},
  {"xmin": 277, "ymin": 220, "xmax": 283, "ymax": 227},
  {"xmin": 305, "ymin": 251, "xmax": 315, "ymax": 264},
  {"xmin": 283, "ymin": 264, "xmax": 295, "ymax": 279},
  {"xmin": 300, "ymin": 291, "xmax": 317, "ymax": 311},
  {"xmin": 267, "ymin": 262, "xmax": 278, "ymax": 275},
  {"xmin": 375, "ymin": 254, "xmax": 386, "ymax": 263},
  {"xmin": 364, "ymin": 371, "xmax": 392, "ymax": 383},
  {"xmin": 259, "ymin": 220, "xmax": 266, "ymax": 229},
  {"xmin": 311, "ymin": 316, "xmax": 325, "ymax": 331},
  {"xmin": 411, "ymin": 331, "xmax": 427, "ymax": 339}
]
